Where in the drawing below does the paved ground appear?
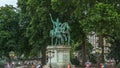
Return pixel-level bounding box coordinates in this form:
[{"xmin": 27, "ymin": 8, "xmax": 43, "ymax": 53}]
[
  {"xmin": 16, "ymin": 65, "xmax": 30, "ymax": 68},
  {"xmin": 15, "ymin": 64, "xmax": 115, "ymax": 68}
]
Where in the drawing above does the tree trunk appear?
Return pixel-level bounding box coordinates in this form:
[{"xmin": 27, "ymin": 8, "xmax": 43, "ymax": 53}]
[
  {"xmin": 41, "ymin": 46, "xmax": 47, "ymax": 65},
  {"xmin": 82, "ymin": 40, "xmax": 86, "ymax": 68},
  {"xmin": 99, "ymin": 35, "xmax": 104, "ymax": 63}
]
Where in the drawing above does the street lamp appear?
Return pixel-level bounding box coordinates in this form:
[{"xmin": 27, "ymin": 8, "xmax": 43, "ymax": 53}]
[
  {"xmin": 92, "ymin": 47, "xmax": 102, "ymax": 68},
  {"xmin": 73, "ymin": 52, "xmax": 78, "ymax": 59},
  {"xmin": 46, "ymin": 50, "xmax": 55, "ymax": 68},
  {"xmin": 9, "ymin": 51, "xmax": 15, "ymax": 67},
  {"xmin": 9, "ymin": 51, "xmax": 15, "ymax": 60}
]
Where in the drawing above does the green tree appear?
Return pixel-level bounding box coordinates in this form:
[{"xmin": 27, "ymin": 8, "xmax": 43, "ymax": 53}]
[
  {"xmin": 0, "ymin": 5, "xmax": 19, "ymax": 59},
  {"xmin": 18, "ymin": 0, "xmax": 52, "ymax": 64},
  {"xmin": 105, "ymin": 20, "xmax": 120, "ymax": 65},
  {"xmin": 72, "ymin": 0, "xmax": 120, "ymax": 65},
  {"xmin": 86, "ymin": 3, "xmax": 119, "ymax": 63}
]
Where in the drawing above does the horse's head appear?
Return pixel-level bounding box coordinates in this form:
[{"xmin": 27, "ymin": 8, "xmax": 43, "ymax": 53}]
[
  {"xmin": 64, "ymin": 22, "xmax": 70, "ymax": 30},
  {"xmin": 56, "ymin": 18, "xmax": 59, "ymax": 23}
]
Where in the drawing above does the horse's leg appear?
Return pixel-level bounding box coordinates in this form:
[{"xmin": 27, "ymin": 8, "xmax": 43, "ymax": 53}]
[
  {"xmin": 58, "ymin": 38, "xmax": 60, "ymax": 45},
  {"xmin": 55, "ymin": 37, "xmax": 58, "ymax": 46},
  {"xmin": 58, "ymin": 36, "xmax": 61, "ymax": 45},
  {"xmin": 64, "ymin": 34, "xmax": 67, "ymax": 45},
  {"xmin": 61, "ymin": 36, "xmax": 64, "ymax": 45},
  {"xmin": 64, "ymin": 34, "xmax": 67, "ymax": 41},
  {"xmin": 51, "ymin": 38, "xmax": 53, "ymax": 45},
  {"xmin": 59, "ymin": 35, "xmax": 63, "ymax": 45},
  {"xmin": 68, "ymin": 34, "xmax": 70, "ymax": 45},
  {"xmin": 51, "ymin": 37, "xmax": 53, "ymax": 46}
]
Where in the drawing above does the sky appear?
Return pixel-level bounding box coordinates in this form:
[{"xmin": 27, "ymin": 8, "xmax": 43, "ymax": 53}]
[{"xmin": 0, "ymin": 0, "xmax": 17, "ymax": 7}]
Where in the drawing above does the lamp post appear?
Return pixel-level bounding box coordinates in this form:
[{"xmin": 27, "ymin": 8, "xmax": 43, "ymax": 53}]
[
  {"xmin": 73, "ymin": 52, "xmax": 78, "ymax": 59},
  {"xmin": 92, "ymin": 47, "xmax": 102, "ymax": 68},
  {"xmin": 46, "ymin": 50, "xmax": 55, "ymax": 68},
  {"xmin": 9, "ymin": 51, "xmax": 15, "ymax": 68},
  {"xmin": 96, "ymin": 47, "xmax": 102, "ymax": 68},
  {"xmin": 9, "ymin": 51, "xmax": 15, "ymax": 61}
]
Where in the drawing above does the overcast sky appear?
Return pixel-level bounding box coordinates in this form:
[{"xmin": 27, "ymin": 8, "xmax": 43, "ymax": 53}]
[{"xmin": 0, "ymin": 0, "xmax": 17, "ymax": 7}]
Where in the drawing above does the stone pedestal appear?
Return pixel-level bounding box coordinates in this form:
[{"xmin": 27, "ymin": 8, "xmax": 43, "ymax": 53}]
[{"xmin": 46, "ymin": 45, "xmax": 71, "ymax": 68}]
